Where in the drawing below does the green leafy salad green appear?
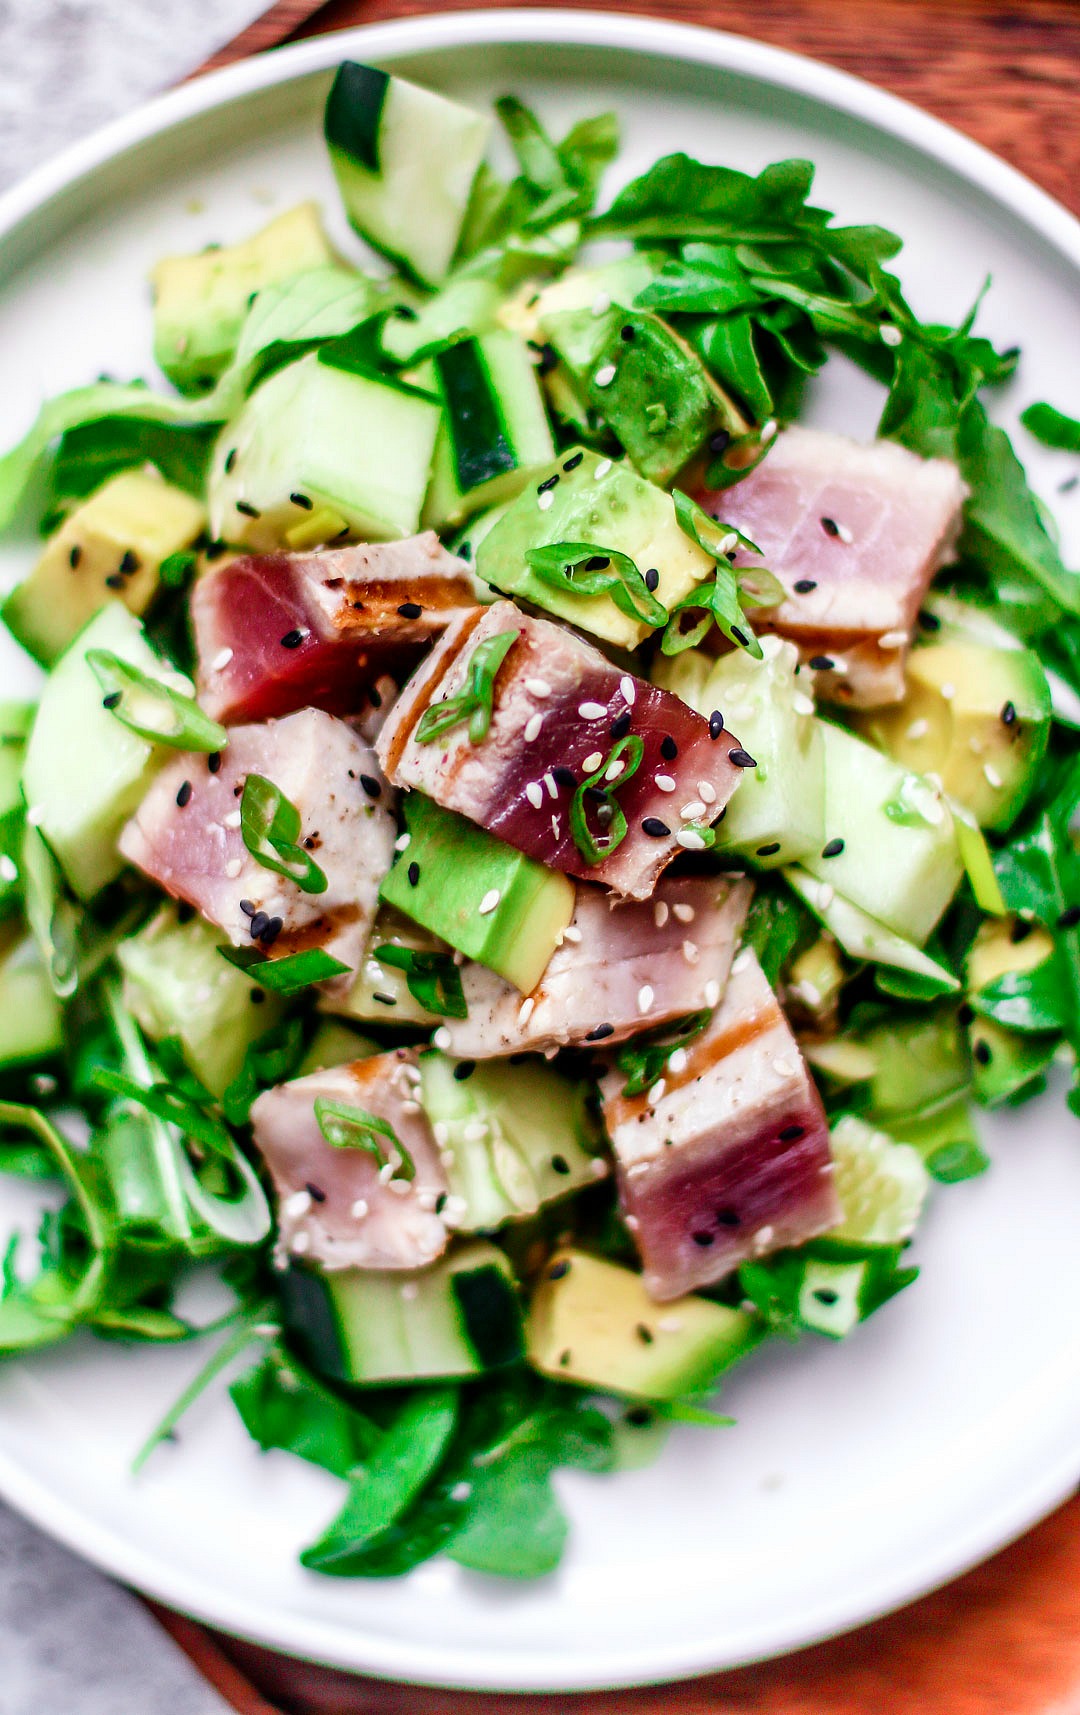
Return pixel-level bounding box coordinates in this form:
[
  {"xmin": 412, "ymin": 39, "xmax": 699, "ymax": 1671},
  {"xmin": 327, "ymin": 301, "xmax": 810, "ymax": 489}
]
[{"xmin": 0, "ymin": 62, "xmax": 1076, "ymax": 1582}]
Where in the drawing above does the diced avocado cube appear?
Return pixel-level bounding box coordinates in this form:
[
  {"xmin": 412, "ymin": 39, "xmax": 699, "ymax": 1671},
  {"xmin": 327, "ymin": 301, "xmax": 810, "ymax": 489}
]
[
  {"xmin": 21, "ymin": 603, "xmax": 184, "ymax": 899},
  {"xmin": 208, "ymin": 352, "xmax": 441, "ymax": 550},
  {"xmin": 964, "ymin": 917, "xmax": 1060, "ymax": 1105},
  {"xmin": 540, "ymin": 303, "xmax": 746, "ymax": 485},
  {"xmin": 0, "ymin": 702, "xmax": 33, "ymax": 919},
  {"xmin": 858, "ymin": 638, "xmax": 1051, "ymax": 832},
  {"xmin": 325, "ymin": 64, "xmax": 491, "ymax": 287},
  {"xmin": 527, "ymin": 1249, "xmax": 763, "ymax": 1402},
  {"xmin": 475, "ymin": 445, "xmax": 713, "ymax": 649},
  {"xmin": 419, "ymin": 1051, "xmax": 605, "ymax": 1230},
  {"xmin": 3, "ymin": 470, "xmax": 206, "ymax": 667},
  {"xmin": 422, "ymin": 330, "xmax": 555, "ymax": 529},
  {"xmin": 116, "ymin": 904, "xmax": 285, "ymax": 1097},
  {"xmin": 803, "ymin": 721, "xmax": 962, "ymax": 946},
  {"xmin": 656, "ymin": 636, "xmax": 824, "ymax": 867},
  {"xmin": 281, "ymin": 1240, "xmax": 523, "ymax": 1385},
  {"xmin": 860, "ymin": 1009, "xmax": 969, "ymax": 1118},
  {"xmin": 152, "ymin": 202, "xmax": 336, "ymax": 393},
  {"xmin": 0, "ymin": 927, "xmax": 63, "ymax": 1068},
  {"xmin": 380, "ymin": 795, "xmax": 574, "ymax": 993},
  {"xmin": 498, "ymin": 255, "xmax": 657, "ymax": 345}
]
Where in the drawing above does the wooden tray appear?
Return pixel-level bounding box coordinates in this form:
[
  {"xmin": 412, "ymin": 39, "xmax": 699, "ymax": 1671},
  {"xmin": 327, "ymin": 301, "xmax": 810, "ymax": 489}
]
[{"xmin": 158, "ymin": 4, "xmax": 1080, "ymax": 1708}]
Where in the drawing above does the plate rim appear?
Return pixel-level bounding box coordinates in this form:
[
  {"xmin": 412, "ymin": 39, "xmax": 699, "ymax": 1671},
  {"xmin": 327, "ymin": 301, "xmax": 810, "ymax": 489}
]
[{"xmin": 0, "ymin": 8, "xmax": 1079, "ymax": 1690}]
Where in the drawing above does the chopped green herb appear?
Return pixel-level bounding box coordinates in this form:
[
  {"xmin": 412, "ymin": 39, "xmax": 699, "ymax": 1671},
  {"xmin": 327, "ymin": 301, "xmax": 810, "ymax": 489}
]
[
  {"xmin": 415, "ymin": 629, "xmax": 518, "ymax": 747},
  {"xmin": 313, "ymin": 1097, "xmax": 415, "ymax": 1180},
  {"xmin": 615, "ymin": 1010, "xmax": 712, "ymax": 1097},
  {"xmin": 524, "ymin": 541, "xmax": 668, "ymax": 628},
  {"xmin": 218, "ymin": 945, "xmax": 351, "ymax": 994},
  {"xmin": 569, "ymin": 733, "xmax": 645, "ymax": 866}
]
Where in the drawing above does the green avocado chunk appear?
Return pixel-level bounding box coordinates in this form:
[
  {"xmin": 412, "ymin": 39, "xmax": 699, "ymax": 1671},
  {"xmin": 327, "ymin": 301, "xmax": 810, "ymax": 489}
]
[
  {"xmin": 964, "ymin": 917, "xmax": 1060, "ymax": 1105},
  {"xmin": 0, "ymin": 927, "xmax": 63, "ymax": 1069},
  {"xmin": 527, "ymin": 1249, "xmax": 763, "ymax": 1402},
  {"xmin": 859, "ymin": 638, "xmax": 1051, "ymax": 832},
  {"xmin": 0, "ymin": 702, "xmax": 33, "ymax": 920},
  {"xmin": 379, "ymin": 795, "xmax": 574, "ymax": 994}
]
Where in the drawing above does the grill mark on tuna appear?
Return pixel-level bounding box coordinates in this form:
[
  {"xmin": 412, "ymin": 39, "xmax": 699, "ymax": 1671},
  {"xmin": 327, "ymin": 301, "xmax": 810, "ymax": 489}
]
[{"xmin": 605, "ymin": 999, "xmax": 776, "ymax": 1130}]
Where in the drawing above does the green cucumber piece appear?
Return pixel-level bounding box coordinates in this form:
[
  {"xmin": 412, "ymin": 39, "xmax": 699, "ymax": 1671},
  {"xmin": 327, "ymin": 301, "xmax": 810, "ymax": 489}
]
[
  {"xmin": 0, "ymin": 929, "xmax": 63, "ymax": 1067},
  {"xmin": 423, "ymin": 330, "xmax": 555, "ymax": 528},
  {"xmin": 0, "ymin": 702, "xmax": 33, "ymax": 919}
]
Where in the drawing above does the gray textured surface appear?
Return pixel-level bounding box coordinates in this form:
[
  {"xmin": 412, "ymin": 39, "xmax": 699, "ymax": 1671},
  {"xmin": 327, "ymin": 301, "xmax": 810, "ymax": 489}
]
[{"xmin": 0, "ymin": 5, "xmax": 268, "ymax": 1710}]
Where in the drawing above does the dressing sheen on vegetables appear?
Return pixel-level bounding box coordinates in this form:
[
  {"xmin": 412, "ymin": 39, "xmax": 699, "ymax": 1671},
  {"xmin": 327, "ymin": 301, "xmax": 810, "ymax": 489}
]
[{"xmin": 0, "ymin": 62, "xmax": 1077, "ymax": 1583}]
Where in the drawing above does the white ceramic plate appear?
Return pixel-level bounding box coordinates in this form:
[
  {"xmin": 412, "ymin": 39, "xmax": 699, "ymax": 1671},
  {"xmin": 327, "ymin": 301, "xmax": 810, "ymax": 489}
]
[{"xmin": 0, "ymin": 9, "xmax": 1078, "ymax": 1692}]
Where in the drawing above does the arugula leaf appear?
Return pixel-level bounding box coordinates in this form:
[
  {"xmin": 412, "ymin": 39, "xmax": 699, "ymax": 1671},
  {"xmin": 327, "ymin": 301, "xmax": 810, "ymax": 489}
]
[
  {"xmin": 46, "ymin": 416, "xmax": 216, "ymax": 507},
  {"xmin": 636, "ymin": 242, "xmax": 760, "ymax": 316},
  {"xmin": 91, "ymin": 1066, "xmax": 234, "ymax": 1158},
  {"xmin": 231, "ymin": 1344, "xmax": 381, "ymax": 1479},
  {"xmin": 1021, "ymin": 401, "xmax": 1080, "ymax": 453},
  {"xmin": 132, "ymin": 1304, "xmax": 273, "ymax": 1473},
  {"xmin": 590, "ymin": 153, "xmax": 826, "ymax": 244},
  {"xmin": 971, "ymin": 954, "xmax": 1072, "ymax": 1034},
  {"xmin": 742, "ymin": 882, "xmax": 815, "ymax": 986}
]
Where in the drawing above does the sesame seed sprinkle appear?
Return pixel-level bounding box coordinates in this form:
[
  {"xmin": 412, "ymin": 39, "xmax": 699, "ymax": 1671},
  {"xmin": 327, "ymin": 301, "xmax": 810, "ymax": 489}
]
[
  {"xmin": 518, "ymin": 996, "xmax": 536, "ymax": 1026},
  {"xmin": 677, "ymin": 830, "xmax": 706, "ymax": 851},
  {"xmin": 698, "ymin": 782, "xmax": 717, "ymax": 804},
  {"xmin": 673, "ymin": 903, "xmax": 696, "ymax": 923},
  {"xmin": 526, "ymin": 781, "xmax": 544, "ymax": 809},
  {"xmin": 478, "ymin": 888, "xmax": 501, "ymax": 915},
  {"xmin": 594, "ymin": 363, "xmax": 617, "ymax": 387},
  {"xmin": 682, "ymin": 939, "xmax": 699, "ymax": 963},
  {"xmin": 395, "ymin": 831, "xmax": 411, "ymax": 852},
  {"xmin": 881, "ymin": 322, "xmax": 903, "ymax": 346},
  {"xmin": 524, "ymin": 713, "xmax": 544, "ymax": 741},
  {"xmin": 583, "ymin": 750, "xmax": 604, "ymax": 773},
  {"xmin": 761, "ymin": 419, "xmax": 778, "ymax": 444},
  {"xmin": 620, "ymin": 675, "xmax": 636, "ymax": 705},
  {"xmin": 595, "ymin": 458, "xmax": 613, "ymax": 479},
  {"xmin": 648, "ymin": 1078, "xmax": 667, "ymax": 1104},
  {"xmin": 704, "ymin": 979, "xmax": 721, "ymax": 1007},
  {"xmin": 637, "ymin": 984, "xmax": 655, "ymax": 1014},
  {"xmin": 940, "ymin": 682, "xmax": 956, "ymax": 701},
  {"xmin": 284, "ymin": 1189, "xmax": 312, "ymax": 1219},
  {"xmin": 579, "ymin": 701, "xmax": 607, "ymax": 721},
  {"xmin": 983, "ymin": 762, "xmax": 1003, "ymax": 788},
  {"xmin": 562, "ymin": 925, "xmax": 583, "ymax": 943},
  {"xmin": 526, "ymin": 677, "xmax": 551, "ymax": 698},
  {"xmin": 654, "ymin": 900, "xmax": 670, "ymax": 928},
  {"xmin": 544, "ymin": 771, "xmax": 558, "ymax": 799},
  {"xmin": 878, "ymin": 629, "xmax": 908, "ymax": 649},
  {"xmin": 654, "ymin": 774, "xmax": 677, "ymax": 792},
  {"xmin": 211, "ymin": 647, "xmax": 234, "ymax": 672},
  {"xmin": 906, "ymin": 718, "xmax": 929, "ymax": 740},
  {"xmin": 432, "ymin": 1027, "xmax": 452, "ymax": 1050},
  {"xmin": 538, "ymin": 490, "xmax": 555, "ymax": 512},
  {"xmin": 0, "ymin": 856, "xmax": 16, "ymax": 883},
  {"xmin": 680, "ymin": 800, "xmax": 706, "ymax": 821}
]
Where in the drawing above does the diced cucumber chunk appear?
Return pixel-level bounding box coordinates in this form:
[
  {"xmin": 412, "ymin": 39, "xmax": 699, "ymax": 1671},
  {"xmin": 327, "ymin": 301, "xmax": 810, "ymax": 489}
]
[
  {"xmin": 4, "ymin": 470, "xmax": 206, "ymax": 668},
  {"xmin": 382, "ymin": 277, "xmax": 503, "ymax": 363},
  {"xmin": 419, "ymin": 1051, "xmax": 604, "ymax": 1230},
  {"xmin": 423, "ymin": 330, "xmax": 556, "ymax": 528},
  {"xmin": 0, "ymin": 702, "xmax": 33, "ymax": 919},
  {"xmin": 804, "ymin": 721, "xmax": 962, "ymax": 945},
  {"xmin": 527, "ymin": 1249, "xmax": 762, "ymax": 1402},
  {"xmin": 323, "ymin": 906, "xmax": 447, "ymax": 1028},
  {"xmin": 116, "ymin": 904, "xmax": 285, "ymax": 1097},
  {"xmin": 828, "ymin": 1115, "xmax": 929, "ymax": 1244},
  {"xmin": 656, "ymin": 637, "xmax": 823, "ymax": 867},
  {"xmin": 297, "ymin": 1020, "xmax": 378, "ymax": 1076},
  {"xmin": 797, "ymin": 1259, "xmax": 868, "ymax": 1339},
  {"xmin": 21, "ymin": 603, "xmax": 185, "ymax": 900},
  {"xmin": 282, "ymin": 1240, "xmax": 523, "ymax": 1385},
  {"xmin": 208, "ymin": 352, "xmax": 441, "ymax": 550},
  {"xmin": 785, "ymin": 867, "xmax": 960, "ymax": 996},
  {"xmin": 151, "ymin": 202, "xmax": 335, "ymax": 394},
  {"xmin": 0, "ymin": 929, "xmax": 63, "ymax": 1067},
  {"xmin": 325, "ymin": 63, "xmax": 492, "ymax": 287}
]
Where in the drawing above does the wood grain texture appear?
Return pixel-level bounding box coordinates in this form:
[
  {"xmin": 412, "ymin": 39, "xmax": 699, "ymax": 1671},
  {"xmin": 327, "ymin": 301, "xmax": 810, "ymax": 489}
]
[{"xmin": 164, "ymin": 4, "xmax": 1080, "ymax": 1711}]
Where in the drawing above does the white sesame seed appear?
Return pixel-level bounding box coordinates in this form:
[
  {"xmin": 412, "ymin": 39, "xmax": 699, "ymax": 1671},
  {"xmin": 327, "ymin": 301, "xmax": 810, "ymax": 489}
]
[
  {"xmin": 211, "ymin": 647, "xmax": 234, "ymax": 671},
  {"xmin": 432, "ymin": 1027, "xmax": 452, "ymax": 1051},
  {"xmin": 378, "ymin": 1160, "xmax": 396, "ymax": 1184},
  {"xmin": 450, "ymin": 1480, "xmax": 473, "ymax": 1502},
  {"xmin": 538, "ymin": 490, "xmax": 555, "ymax": 512},
  {"xmin": 526, "ymin": 781, "xmax": 544, "ymax": 809},
  {"xmin": 0, "ymin": 856, "xmax": 15, "ymax": 883},
  {"xmin": 544, "ymin": 771, "xmax": 558, "ymax": 799},
  {"xmin": 760, "ymin": 418, "xmax": 778, "ymax": 444},
  {"xmin": 595, "ymin": 458, "xmax": 613, "ymax": 479},
  {"xmin": 637, "ymin": 984, "xmax": 655, "ymax": 1014},
  {"xmin": 620, "ymin": 675, "xmax": 637, "ymax": 705},
  {"xmin": 578, "ymin": 701, "xmax": 607, "ymax": 721},
  {"xmin": 817, "ymin": 883, "xmax": 835, "ymax": 909},
  {"xmin": 394, "ymin": 831, "xmax": 411, "ymax": 852},
  {"xmin": 518, "ymin": 996, "xmax": 536, "ymax": 1026},
  {"xmin": 224, "ymin": 809, "xmax": 242, "ymax": 829},
  {"xmin": 389, "ymin": 1178, "xmax": 412, "ymax": 1196},
  {"xmin": 754, "ymin": 1224, "xmax": 776, "ymax": 1251},
  {"xmin": 654, "ymin": 901, "xmax": 669, "ymax": 928},
  {"xmin": 878, "ymin": 629, "xmax": 909, "ymax": 649},
  {"xmin": 562, "ymin": 925, "xmax": 582, "ymax": 943},
  {"xmin": 648, "ymin": 1078, "xmax": 667, "ymax": 1104},
  {"xmin": 625, "ymin": 1214, "xmax": 640, "ymax": 1230},
  {"xmin": 551, "ymin": 814, "xmax": 561, "ymax": 840},
  {"xmin": 654, "ymin": 774, "xmax": 677, "ymax": 792},
  {"xmin": 463, "ymin": 1121, "xmax": 488, "ymax": 1144},
  {"xmin": 677, "ymin": 831, "xmax": 706, "ymax": 851},
  {"xmin": 940, "ymin": 682, "xmax": 956, "ymax": 700},
  {"xmin": 594, "ymin": 363, "xmax": 617, "ymax": 388},
  {"xmin": 524, "ymin": 713, "xmax": 544, "ymax": 741},
  {"xmin": 983, "ymin": 762, "xmax": 1004, "ymax": 789},
  {"xmin": 400, "ymin": 1099, "xmax": 421, "ymax": 1116},
  {"xmin": 590, "ymin": 1156, "xmax": 608, "ymax": 1179},
  {"xmin": 433, "ymin": 1125, "xmax": 450, "ymax": 1152},
  {"xmin": 526, "ymin": 676, "xmax": 551, "ymax": 698},
  {"xmin": 224, "ymin": 857, "xmax": 243, "ymax": 878},
  {"xmin": 682, "ymin": 939, "xmax": 699, "ymax": 963},
  {"xmin": 291, "ymin": 1230, "xmax": 311, "ymax": 1255},
  {"xmin": 880, "ymin": 322, "xmax": 903, "ymax": 346},
  {"xmin": 670, "ymin": 903, "xmax": 694, "ymax": 923},
  {"xmin": 284, "ymin": 1189, "xmax": 312, "ymax": 1219},
  {"xmin": 698, "ymin": 782, "xmax": 717, "ymax": 804},
  {"xmin": 351, "ymin": 1198, "xmax": 369, "ymax": 1219},
  {"xmin": 680, "ymin": 801, "xmax": 706, "ymax": 822},
  {"xmin": 668, "ymin": 1048, "xmax": 689, "ymax": 1074},
  {"xmin": 478, "ymin": 888, "xmax": 501, "ymax": 915},
  {"xmin": 704, "ymin": 979, "xmax": 721, "ymax": 1007},
  {"xmin": 719, "ymin": 533, "xmax": 739, "ymax": 556},
  {"xmin": 730, "ymin": 949, "xmax": 751, "ymax": 976},
  {"xmin": 906, "ymin": 718, "xmax": 929, "ymax": 741},
  {"xmin": 591, "ymin": 290, "xmax": 612, "ymax": 316},
  {"xmin": 657, "ymin": 1316, "xmax": 683, "ymax": 1334},
  {"xmin": 579, "ymin": 751, "xmax": 601, "ymax": 774},
  {"xmin": 773, "ymin": 1058, "xmax": 796, "ymax": 1078},
  {"xmin": 25, "ymin": 805, "xmax": 44, "ymax": 826},
  {"xmin": 792, "ymin": 693, "xmax": 815, "ymax": 717}
]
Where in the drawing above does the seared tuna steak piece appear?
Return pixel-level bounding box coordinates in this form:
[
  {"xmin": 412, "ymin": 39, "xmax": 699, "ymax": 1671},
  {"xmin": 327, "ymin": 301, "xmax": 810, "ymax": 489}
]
[
  {"xmin": 193, "ymin": 533, "xmax": 475, "ymax": 724},
  {"xmin": 698, "ymin": 427, "xmax": 967, "ymax": 707},
  {"xmin": 119, "ymin": 708, "xmax": 394, "ymax": 983},
  {"xmin": 376, "ymin": 601, "xmax": 749, "ymax": 899},
  {"xmin": 251, "ymin": 1051, "xmax": 449, "ymax": 1269},
  {"xmin": 442, "ymin": 874, "xmax": 752, "ymax": 1058},
  {"xmin": 602, "ymin": 948, "xmax": 838, "ymax": 1300}
]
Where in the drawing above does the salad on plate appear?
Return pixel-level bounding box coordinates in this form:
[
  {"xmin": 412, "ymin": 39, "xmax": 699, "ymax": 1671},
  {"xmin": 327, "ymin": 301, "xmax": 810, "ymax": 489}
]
[{"xmin": 0, "ymin": 61, "xmax": 1077, "ymax": 1581}]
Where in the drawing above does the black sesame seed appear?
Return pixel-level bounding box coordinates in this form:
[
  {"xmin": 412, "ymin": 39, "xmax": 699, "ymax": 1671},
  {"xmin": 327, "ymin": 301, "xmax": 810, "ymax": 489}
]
[
  {"xmin": 553, "ymin": 765, "xmax": 577, "ymax": 788},
  {"xmin": 957, "ymin": 1003, "xmax": 975, "ymax": 1025},
  {"xmin": 918, "ymin": 610, "xmax": 941, "ymax": 632},
  {"xmin": 731, "ymin": 626, "xmax": 749, "ymax": 647},
  {"xmin": 708, "ymin": 710, "xmax": 724, "ymax": 740},
  {"xmin": 635, "ymin": 1323, "xmax": 654, "ymax": 1344},
  {"xmin": 119, "ymin": 549, "xmax": 140, "ymax": 577},
  {"xmin": 820, "ymin": 516, "xmax": 840, "ymax": 537},
  {"xmin": 1010, "ymin": 918, "xmax": 1034, "ymax": 944},
  {"xmin": 809, "ymin": 655, "xmax": 835, "ymax": 671},
  {"xmin": 625, "ymin": 1405, "xmax": 652, "ymax": 1428},
  {"xmin": 793, "ymin": 578, "xmax": 817, "ymax": 593},
  {"xmin": 821, "ymin": 838, "xmax": 845, "ymax": 859},
  {"xmin": 305, "ymin": 1182, "xmax": 326, "ymax": 1203},
  {"xmin": 177, "ymin": 902, "xmax": 195, "ymax": 924},
  {"xmin": 779, "ymin": 1124, "xmax": 805, "ymax": 1142},
  {"xmin": 435, "ymin": 1192, "xmax": 448, "ymax": 1214},
  {"xmin": 728, "ymin": 748, "xmax": 757, "ymax": 769},
  {"xmin": 290, "ymin": 492, "xmax": 313, "ymax": 510},
  {"xmin": 973, "ymin": 1039, "xmax": 993, "ymax": 1065},
  {"xmin": 716, "ymin": 1208, "xmax": 740, "ymax": 1227},
  {"xmin": 359, "ymin": 774, "xmax": 382, "ymax": 799},
  {"xmin": 208, "ymin": 752, "xmax": 222, "ymax": 774},
  {"xmin": 620, "ymin": 323, "xmax": 636, "ymax": 342},
  {"xmin": 407, "ymin": 861, "xmax": 420, "ymax": 887},
  {"xmin": 563, "ymin": 451, "xmax": 584, "ymax": 472},
  {"xmin": 453, "ymin": 1060, "xmax": 477, "ymax": 1082},
  {"xmin": 397, "ymin": 602, "xmax": 423, "ymax": 618},
  {"xmin": 813, "ymin": 1288, "xmax": 839, "ymax": 1305},
  {"xmin": 105, "ymin": 573, "xmax": 125, "ymax": 589},
  {"xmin": 548, "ymin": 1259, "xmax": 571, "ymax": 1281},
  {"xmin": 239, "ymin": 899, "xmax": 257, "ymax": 917},
  {"xmin": 551, "ymin": 1154, "xmax": 571, "ymax": 1175},
  {"xmin": 645, "ymin": 566, "xmax": 660, "ymax": 592},
  {"xmin": 1001, "ymin": 701, "xmax": 1017, "ymax": 727},
  {"xmin": 585, "ymin": 1023, "xmax": 615, "ymax": 1042},
  {"xmin": 372, "ymin": 992, "xmax": 397, "ymax": 1006},
  {"xmin": 708, "ymin": 428, "xmax": 731, "ymax": 456},
  {"xmin": 691, "ymin": 1230, "xmax": 714, "ymax": 1248},
  {"xmin": 642, "ymin": 816, "xmax": 671, "ymax": 838},
  {"xmin": 259, "ymin": 916, "xmax": 283, "ymax": 948},
  {"xmin": 250, "ymin": 988, "xmax": 266, "ymax": 1004},
  {"xmin": 1059, "ymin": 474, "xmax": 1079, "ymax": 495},
  {"xmin": 660, "ymin": 736, "xmax": 678, "ymax": 761},
  {"xmin": 248, "ymin": 911, "xmax": 270, "ymax": 940},
  {"xmin": 175, "ymin": 780, "xmax": 193, "ymax": 808},
  {"xmin": 537, "ymin": 343, "xmax": 558, "ymax": 375},
  {"xmin": 280, "ymin": 629, "xmax": 304, "ymax": 649},
  {"xmin": 69, "ymin": 545, "xmax": 82, "ymax": 569},
  {"xmin": 1058, "ymin": 905, "xmax": 1080, "ymax": 930},
  {"xmin": 756, "ymin": 842, "xmax": 781, "ymax": 857},
  {"xmin": 537, "ymin": 473, "xmax": 561, "ymax": 494},
  {"xmin": 224, "ymin": 448, "xmax": 238, "ymax": 474},
  {"xmin": 610, "ymin": 710, "xmax": 632, "ymax": 740},
  {"xmin": 236, "ymin": 500, "xmax": 260, "ymax": 518},
  {"xmin": 102, "ymin": 691, "xmax": 122, "ymax": 710},
  {"xmin": 558, "ymin": 1349, "xmax": 572, "ymax": 1366}
]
